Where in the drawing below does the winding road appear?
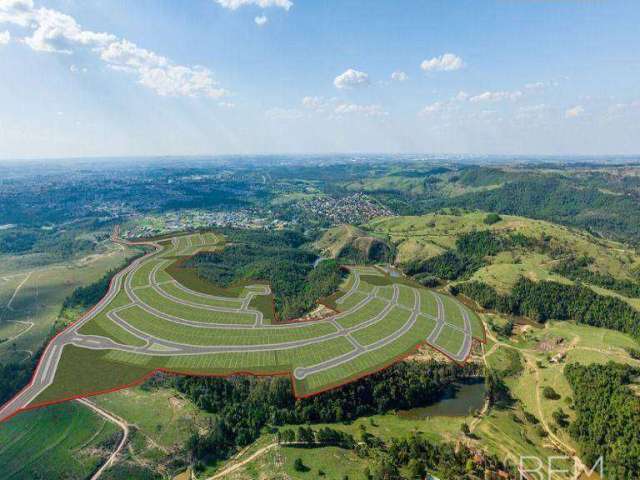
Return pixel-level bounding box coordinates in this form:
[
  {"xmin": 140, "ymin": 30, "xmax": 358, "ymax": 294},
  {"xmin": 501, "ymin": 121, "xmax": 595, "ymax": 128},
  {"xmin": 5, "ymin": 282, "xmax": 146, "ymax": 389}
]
[{"xmin": 0, "ymin": 232, "xmax": 478, "ymax": 423}]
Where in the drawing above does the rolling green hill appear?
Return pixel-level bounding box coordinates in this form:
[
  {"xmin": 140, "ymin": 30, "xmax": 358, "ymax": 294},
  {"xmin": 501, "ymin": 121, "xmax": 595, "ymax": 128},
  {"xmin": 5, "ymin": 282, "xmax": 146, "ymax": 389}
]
[{"xmin": 367, "ymin": 211, "xmax": 640, "ymax": 309}]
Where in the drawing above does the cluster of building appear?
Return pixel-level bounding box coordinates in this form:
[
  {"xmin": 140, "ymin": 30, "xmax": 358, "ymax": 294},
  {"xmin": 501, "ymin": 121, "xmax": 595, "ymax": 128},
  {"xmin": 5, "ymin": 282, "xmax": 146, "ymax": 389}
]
[
  {"xmin": 297, "ymin": 193, "xmax": 393, "ymax": 225},
  {"xmin": 122, "ymin": 209, "xmax": 289, "ymax": 239}
]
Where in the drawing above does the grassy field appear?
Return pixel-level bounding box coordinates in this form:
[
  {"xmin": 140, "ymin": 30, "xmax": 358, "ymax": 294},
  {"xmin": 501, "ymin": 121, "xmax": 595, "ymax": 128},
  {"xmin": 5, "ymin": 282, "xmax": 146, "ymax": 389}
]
[
  {"xmin": 0, "ymin": 241, "xmax": 141, "ymax": 362},
  {"xmin": 94, "ymin": 386, "xmax": 213, "ymax": 450},
  {"xmin": 0, "ymin": 401, "xmax": 120, "ymax": 480},
  {"xmin": 366, "ymin": 212, "xmax": 640, "ymax": 308},
  {"xmin": 224, "ymin": 441, "xmax": 371, "ymax": 480}
]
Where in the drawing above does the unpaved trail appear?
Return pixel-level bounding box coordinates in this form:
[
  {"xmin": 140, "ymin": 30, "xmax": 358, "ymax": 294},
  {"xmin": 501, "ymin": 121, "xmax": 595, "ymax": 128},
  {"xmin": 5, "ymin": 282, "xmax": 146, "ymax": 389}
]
[
  {"xmin": 77, "ymin": 398, "xmax": 129, "ymax": 480},
  {"xmin": 6, "ymin": 272, "xmax": 32, "ymax": 311},
  {"xmin": 1, "ymin": 272, "xmax": 35, "ymax": 344},
  {"xmin": 526, "ymin": 352, "xmax": 587, "ymax": 479},
  {"xmin": 207, "ymin": 442, "xmax": 278, "ymax": 479}
]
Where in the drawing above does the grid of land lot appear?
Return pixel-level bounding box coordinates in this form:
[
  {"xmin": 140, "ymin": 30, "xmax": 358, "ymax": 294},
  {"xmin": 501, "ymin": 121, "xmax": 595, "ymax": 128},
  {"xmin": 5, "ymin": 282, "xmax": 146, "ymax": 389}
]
[{"xmin": 1, "ymin": 232, "xmax": 486, "ymax": 417}]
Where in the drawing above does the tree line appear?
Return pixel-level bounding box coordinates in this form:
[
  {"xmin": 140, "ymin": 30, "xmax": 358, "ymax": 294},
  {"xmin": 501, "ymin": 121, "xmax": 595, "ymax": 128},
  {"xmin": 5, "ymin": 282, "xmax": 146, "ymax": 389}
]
[
  {"xmin": 176, "ymin": 360, "xmax": 480, "ymax": 466},
  {"xmin": 551, "ymin": 255, "xmax": 640, "ymax": 298},
  {"xmin": 453, "ymin": 278, "xmax": 640, "ymax": 340},
  {"xmin": 276, "ymin": 424, "xmax": 515, "ymax": 479}
]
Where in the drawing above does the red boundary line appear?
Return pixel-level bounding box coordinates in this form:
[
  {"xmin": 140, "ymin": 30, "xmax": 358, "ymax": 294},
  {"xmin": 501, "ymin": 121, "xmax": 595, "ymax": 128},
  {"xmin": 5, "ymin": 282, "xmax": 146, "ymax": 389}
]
[{"xmin": 0, "ymin": 229, "xmax": 488, "ymax": 424}]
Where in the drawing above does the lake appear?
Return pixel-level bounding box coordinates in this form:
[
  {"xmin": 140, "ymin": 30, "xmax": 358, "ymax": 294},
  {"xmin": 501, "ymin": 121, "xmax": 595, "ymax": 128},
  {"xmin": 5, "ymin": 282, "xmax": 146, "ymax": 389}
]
[{"xmin": 397, "ymin": 378, "xmax": 486, "ymax": 419}]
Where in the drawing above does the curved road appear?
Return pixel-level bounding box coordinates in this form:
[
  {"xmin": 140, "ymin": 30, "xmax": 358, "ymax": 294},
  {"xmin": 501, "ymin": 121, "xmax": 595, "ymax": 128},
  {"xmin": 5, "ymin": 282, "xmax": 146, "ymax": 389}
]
[{"xmin": 0, "ymin": 232, "xmax": 477, "ymax": 423}]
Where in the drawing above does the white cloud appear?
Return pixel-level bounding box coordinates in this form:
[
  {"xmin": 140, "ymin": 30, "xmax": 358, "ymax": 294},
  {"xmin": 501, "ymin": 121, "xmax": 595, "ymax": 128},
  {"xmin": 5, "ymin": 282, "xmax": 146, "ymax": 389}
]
[
  {"xmin": 419, "ymin": 102, "xmax": 444, "ymax": 116},
  {"xmin": 216, "ymin": 0, "xmax": 292, "ymax": 10},
  {"xmin": 525, "ymin": 80, "xmax": 560, "ymax": 91},
  {"xmin": 254, "ymin": 15, "xmax": 268, "ymax": 26},
  {"xmin": 524, "ymin": 81, "xmax": 545, "ymax": 91},
  {"xmin": 0, "ymin": 29, "xmax": 9, "ymax": 44},
  {"xmin": 565, "ymin": 105, "xmax": 584, "ymax": 119},
  {"xmin": 420, "ymin": 53, "xmax": 464, "ymax": 72},
  {"xmin": 334, "ymin": 68, "xmax": 369, "ymax": 89},
  {"xmin": 0, "ymin": 1, "xmax": 228, "ymax": 98},
  {"xmin": 0, "ymin": 0, "xmax": 35, "ymax": 27},
  {"xmin": 265, "ymin": 107, "xmax": 303, "ymax": 120},
  {"xmin": 519, "ymin": 104, "xmax": 548, "ymax": 113},
  {"xmin": 24, "ymin": 7, "xmax": 115, "ymax": 53},
  {"xmin": 302, "ymin": 96, "xmax": 327, "ymax": 111},
  {"xmin": 334, "ymin": 103, "xmax": 387, "ymax": 117},
  {"xmin": 69, "ymin": 64, "xmax": 87, "ymax": 74},
  {"xmin": 455, "ymin": 91, "xmax": 469, "ymax": 101},
  {"xmin": 469, "ymin": 90, "xmax": 523, "ymax": 103},
  {"xmin": 390, "ymin": 71, "xmax": 408, "ymax": 82}
]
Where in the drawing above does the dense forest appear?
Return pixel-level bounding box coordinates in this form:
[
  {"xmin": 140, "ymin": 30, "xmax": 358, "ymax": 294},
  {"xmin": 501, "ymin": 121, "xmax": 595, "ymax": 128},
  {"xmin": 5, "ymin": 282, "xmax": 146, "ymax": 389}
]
[
  {"xmin": 0, "ymin": 227, "xmax": 97, "ymax": 257},
  {"xmin": 175, "ymin": 360, "xmax": 480, "ymax": 465},
  {"xmin": 441, "ymin": 176, "xmax": 640, "ymax": 244},
  {"xmin": 184, "ymin": 229, "xmax": 344, "ymax": 319},
  {"xmin": 0, "ymin": 353, "xmax": 39, "ymax": 407},
  {"xmin": 453, "ymin": 278, "xmax": 640, "ymax": 340},
  {"xmin": 565, "ymin": 362, "xmax": 640, "ymax": 479}
]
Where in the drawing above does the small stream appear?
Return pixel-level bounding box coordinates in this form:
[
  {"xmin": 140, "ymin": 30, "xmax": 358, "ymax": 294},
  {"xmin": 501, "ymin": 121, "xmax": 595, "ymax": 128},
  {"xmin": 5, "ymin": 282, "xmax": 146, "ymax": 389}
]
[{"xmin": 398, "ymin": 378, "xmax": 486, "ymax": 419}]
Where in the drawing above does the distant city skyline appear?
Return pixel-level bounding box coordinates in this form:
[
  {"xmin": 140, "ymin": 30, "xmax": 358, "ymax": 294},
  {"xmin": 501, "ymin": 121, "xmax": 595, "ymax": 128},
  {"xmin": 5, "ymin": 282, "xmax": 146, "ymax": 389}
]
[{"xmin": 1, "ymin": 0, "xmax": 639, "ymax": 158}]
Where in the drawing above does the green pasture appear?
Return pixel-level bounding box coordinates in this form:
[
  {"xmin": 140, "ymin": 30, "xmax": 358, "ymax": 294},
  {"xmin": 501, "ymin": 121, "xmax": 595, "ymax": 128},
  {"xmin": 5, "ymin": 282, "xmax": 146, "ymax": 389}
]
[{"xmin": 0, "ymin": 401, "xmax": 119, "ymax": 480}]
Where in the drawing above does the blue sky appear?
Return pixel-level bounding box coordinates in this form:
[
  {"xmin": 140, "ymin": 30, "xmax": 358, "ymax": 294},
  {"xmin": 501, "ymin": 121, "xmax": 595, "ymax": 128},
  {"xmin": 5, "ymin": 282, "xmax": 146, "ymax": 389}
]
[{"xmin": 0, "ymin": 0, "xmax": 639, "ymax": 159}]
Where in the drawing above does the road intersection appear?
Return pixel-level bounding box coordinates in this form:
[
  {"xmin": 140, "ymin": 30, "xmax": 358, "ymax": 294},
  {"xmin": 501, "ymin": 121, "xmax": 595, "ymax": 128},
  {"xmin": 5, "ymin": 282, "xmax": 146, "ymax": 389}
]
[{"xmin": 0, "ymin": 233, "xmax": 483, "ymax": 423}]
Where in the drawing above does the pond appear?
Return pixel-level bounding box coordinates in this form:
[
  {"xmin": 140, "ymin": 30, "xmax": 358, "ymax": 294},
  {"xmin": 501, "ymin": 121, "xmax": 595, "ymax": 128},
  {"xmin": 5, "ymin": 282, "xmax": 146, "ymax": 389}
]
[{"xmin": 397, "ymin": 378, "xmax": 486, "ymax": 419}]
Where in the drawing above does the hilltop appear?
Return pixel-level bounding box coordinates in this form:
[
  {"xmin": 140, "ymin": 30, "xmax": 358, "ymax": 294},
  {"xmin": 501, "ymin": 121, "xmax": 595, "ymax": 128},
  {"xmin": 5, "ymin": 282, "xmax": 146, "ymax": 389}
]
[
  {"xmin": 366, "ymin": 211, "xmax": 640, "ymax": 309},
  {"xmin": 313, "ymin": 224, "xmax": 393, "ymax": 263}
]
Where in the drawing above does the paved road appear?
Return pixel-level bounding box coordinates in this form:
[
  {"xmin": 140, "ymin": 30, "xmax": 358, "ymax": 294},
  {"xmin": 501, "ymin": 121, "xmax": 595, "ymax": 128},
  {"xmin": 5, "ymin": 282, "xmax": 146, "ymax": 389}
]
[
  {"xmin": 0, "ymin": 233, "xmax": 478, "ymax": 422},
  {"xmin": 0, "ymin": 239, "xmax": 155, "ymax": 422}
]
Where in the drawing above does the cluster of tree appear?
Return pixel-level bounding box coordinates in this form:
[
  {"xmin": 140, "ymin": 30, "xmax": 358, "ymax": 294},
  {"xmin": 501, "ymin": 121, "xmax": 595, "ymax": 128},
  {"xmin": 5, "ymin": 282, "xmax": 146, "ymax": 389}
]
[
  {"xmin": 405, "ymin": 251, "xmax": 485, "ymax": 281},
  {"xmin": 491, "ymin": 318, "xmax": 514, "ymax": 338},
  {"xmin": 483, "ymin": 212, "xmax": 502, "ymax": 225},
  {"xmin": 184, "ymin": 229, "xmax": 343, "ymax": 319},
  {"xmin": 564, "ymin": 362, "xmax": 640, "ymax": 479},
  {"xmin": 277, "ymin": 426, "xmax": 356, "ymax": 449},
  {"xmin": 0, "ymin": 353, "xmax": 39, "ymax": 406},
  {"xmin": 177, "ymin": 360, "xmax": 480, "ymax": 465},
  {"xmin": 405, "ymin": 230, "xmax": 537, "ymax": 282},
  {"xmin": 338, "ymin": 240, "xmax": 393, "ymax": 264},
  {"xmin": 485, "ymin": 371, "xmax": 514, "ymax": 409},
  {"xmin": 62, "ymin": 268, "xmax": 119, "ymax": 310},
  {"xmin": 551, "ymin": 255, "xmax": 640, "ymax": 298},
  {"xmin": 0, "ymin": 227, "xmax": 96, "ymax": 258},
  {"xmin": 453, "ymin": 278, "xmax": 640, "ymax": 340},
  {"xmin": 362, "ymin": 432, "xmax": 515, "ymax": 480},
  {"xmin": 625, "ymin": 347, "xmax": 640, "ymax": 360}
]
